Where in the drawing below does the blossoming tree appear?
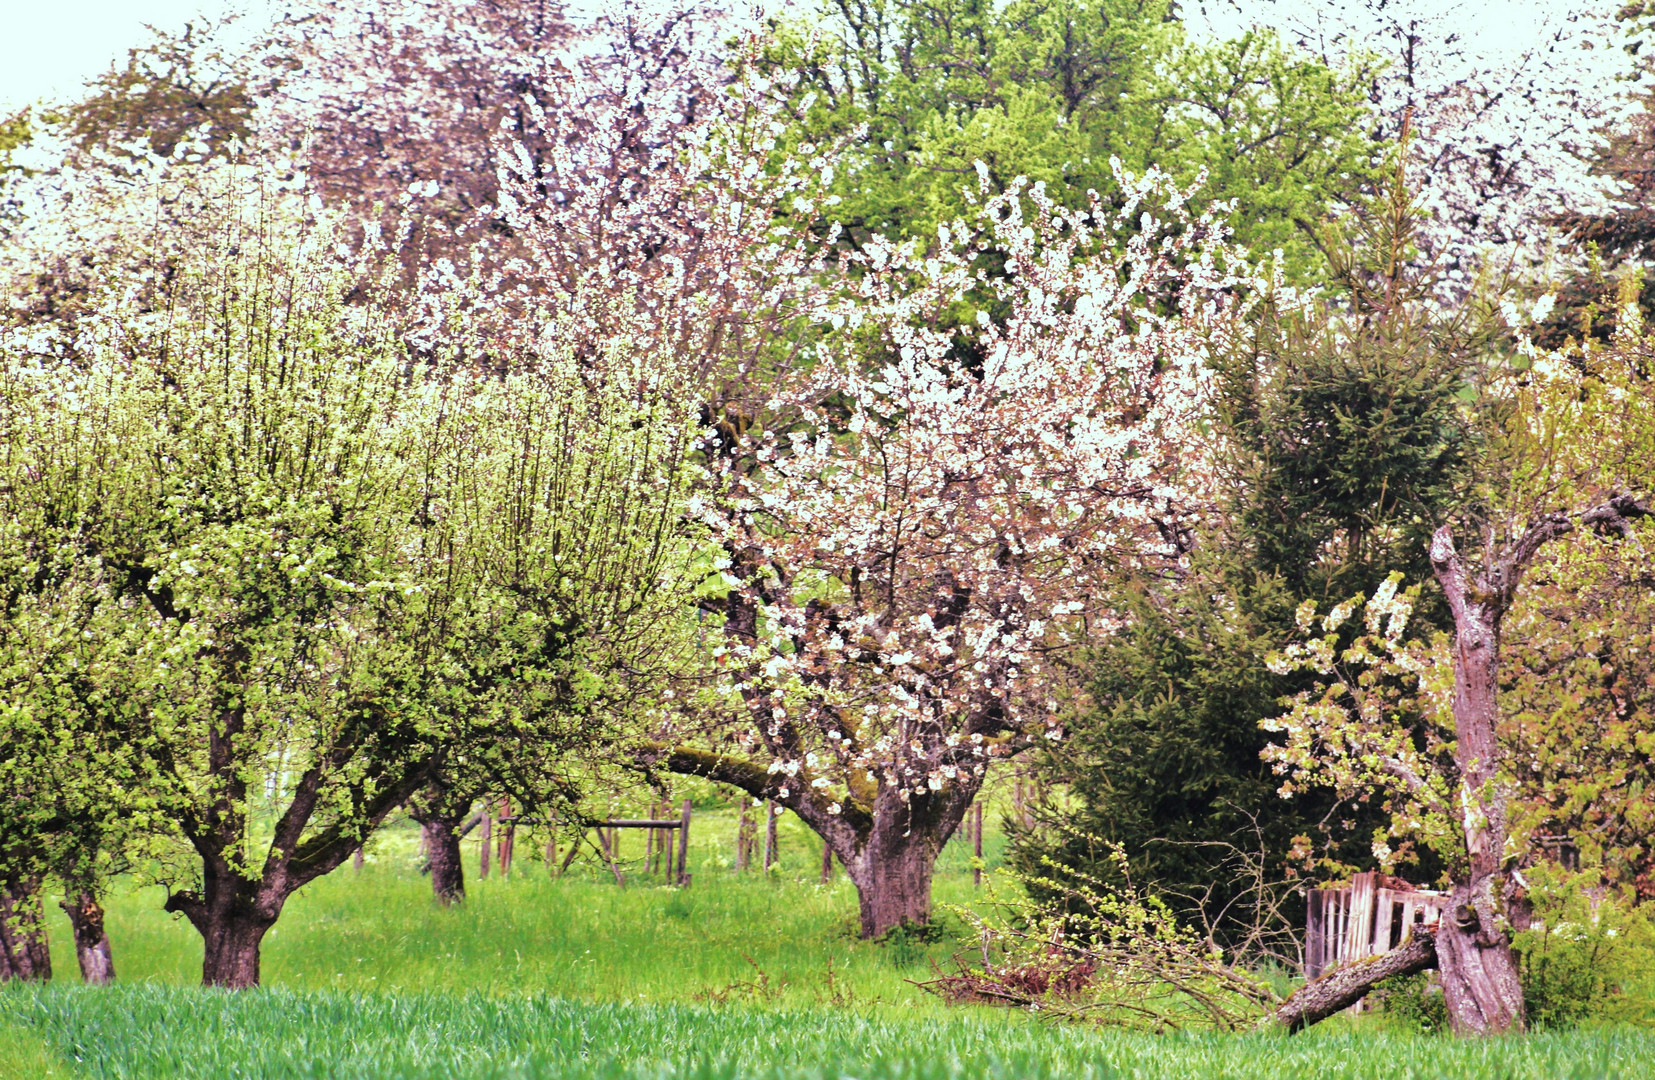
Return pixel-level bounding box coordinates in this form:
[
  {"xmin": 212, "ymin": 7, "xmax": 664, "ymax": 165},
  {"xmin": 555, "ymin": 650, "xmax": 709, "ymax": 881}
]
[
  {"xmin": 659, "ymin": 166, "xmax": 1236, "ymax": 937},
  {"xmin": 1264, "ymin": 318, "xmax": 1654, "ymax": 1033}
]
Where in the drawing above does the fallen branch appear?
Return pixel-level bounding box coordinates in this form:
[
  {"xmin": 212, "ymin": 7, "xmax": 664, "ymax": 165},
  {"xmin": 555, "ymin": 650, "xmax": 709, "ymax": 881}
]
[{"xmin": 1270, "ymin": 930, "xmax": 1437, "ymax": 1033}]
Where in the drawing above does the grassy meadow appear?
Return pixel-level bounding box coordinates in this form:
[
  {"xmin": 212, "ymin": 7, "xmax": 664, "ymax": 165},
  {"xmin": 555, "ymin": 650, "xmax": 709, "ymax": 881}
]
[{"xmin": 3, "ymin": 803, "xmax": 1653, "ymax": 1079}]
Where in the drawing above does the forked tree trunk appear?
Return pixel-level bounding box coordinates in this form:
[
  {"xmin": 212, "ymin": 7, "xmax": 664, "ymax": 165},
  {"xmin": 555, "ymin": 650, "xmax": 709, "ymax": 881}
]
[
  {"xmin": 0, "ymin": 876, "xmax": 51, "ymax": 982},
  {"xmin": 833, "ymin": 784, "xmax": 974, "ymax": 939},
  {"xmin": 421, "ymin": 816, "xmax": 467, "ymax": 904},
  {"xmin": 1420, "ymin": 499, "xmax": 1650, "ymax": 1031},
  {"xmin": 60, "ymin": 892, "xmax": 115, "ymax": 985},
  {"xmin": 1430, "ymin": 525, "xmax": 1529, "ymax": 1034},
  {"xmin": 664, "ymin": 745, "xmax": 979, "ymax": 939},
  {"xmin": 168, "ymin": 860, "xmax": 282, "ymax": 989}
]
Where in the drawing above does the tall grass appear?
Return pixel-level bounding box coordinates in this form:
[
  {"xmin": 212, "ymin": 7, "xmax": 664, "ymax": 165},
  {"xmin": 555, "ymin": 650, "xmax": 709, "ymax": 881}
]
[
  {"xmin": 4, "ymin": 983, "xmax": 1653, "ymax": 1080},
  {"xmin": 10, "ymin": 802, "xmax": 1651, "ymax": 1078}
]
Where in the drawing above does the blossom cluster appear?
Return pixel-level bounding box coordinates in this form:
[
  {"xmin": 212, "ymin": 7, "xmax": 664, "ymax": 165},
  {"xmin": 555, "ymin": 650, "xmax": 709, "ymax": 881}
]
[{"xmin": 706, "ymin": 162, "xmax": 1241, "ymax": 815}]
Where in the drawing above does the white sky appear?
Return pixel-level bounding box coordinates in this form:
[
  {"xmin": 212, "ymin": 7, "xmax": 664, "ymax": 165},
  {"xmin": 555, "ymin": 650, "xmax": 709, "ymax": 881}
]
[
  {"xmin": 0, "ymin": 0, "xmax": 1627, "ymax": 115},
  {"xmin": 0, "ymin": 0, "xmax": 260, "ymax": 114}
]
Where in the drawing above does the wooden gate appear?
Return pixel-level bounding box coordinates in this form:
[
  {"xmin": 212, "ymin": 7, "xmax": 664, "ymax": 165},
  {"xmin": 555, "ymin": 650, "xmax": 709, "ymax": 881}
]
[{"xmin": 1304, "ymin": 872, "xmax": 1450, "ymax": 980}]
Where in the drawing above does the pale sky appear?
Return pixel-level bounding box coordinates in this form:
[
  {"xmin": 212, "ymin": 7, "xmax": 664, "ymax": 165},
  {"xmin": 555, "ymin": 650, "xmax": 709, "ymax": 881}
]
[
  {"xmin": 0, "ymin": 0, "xmax": 1628, "ymax": 116},
  {"xmin": 0, "ymin": 0, "xmax": 259, "ymax": 113}
]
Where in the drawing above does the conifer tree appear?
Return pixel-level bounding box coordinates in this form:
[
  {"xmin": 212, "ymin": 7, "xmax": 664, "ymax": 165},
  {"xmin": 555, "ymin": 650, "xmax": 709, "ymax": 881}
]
[{"xmin": 1017, "ymin": 156, "xmax": 1497, "ymax": 932}]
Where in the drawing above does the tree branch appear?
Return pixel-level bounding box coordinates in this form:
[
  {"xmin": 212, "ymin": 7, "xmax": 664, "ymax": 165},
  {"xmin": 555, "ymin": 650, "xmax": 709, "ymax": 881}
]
[
  {"xmin": 645, "ymin": 742, "xmax": 875, "ymax": 835},
  {"xmin": 1270, "ymin": 929, "xmax": 1437, "ymax": 1033}
]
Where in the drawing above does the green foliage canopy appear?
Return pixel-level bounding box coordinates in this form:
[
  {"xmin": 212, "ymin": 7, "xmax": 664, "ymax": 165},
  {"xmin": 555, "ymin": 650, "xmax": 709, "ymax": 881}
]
[{"xmin": 773, "ymin": 0, "xmax": 1383, "ymax": 277}]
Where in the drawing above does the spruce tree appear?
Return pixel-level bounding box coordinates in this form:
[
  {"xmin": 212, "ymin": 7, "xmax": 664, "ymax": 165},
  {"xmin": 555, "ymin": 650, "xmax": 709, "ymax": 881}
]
[{"xmin": 1015, "ymin": 159, "xmax": 1500, "ymax": 937}]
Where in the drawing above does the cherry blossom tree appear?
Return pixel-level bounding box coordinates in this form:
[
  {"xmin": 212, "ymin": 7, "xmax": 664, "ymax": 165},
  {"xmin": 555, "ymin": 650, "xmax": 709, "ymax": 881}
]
[
  {"xmin": 271, "ymin": 0, "xmax": 572, "ymax": 223},
  {"xmin": 655, "ymin": 165, "xmax": 1238, "ymax": 937}
]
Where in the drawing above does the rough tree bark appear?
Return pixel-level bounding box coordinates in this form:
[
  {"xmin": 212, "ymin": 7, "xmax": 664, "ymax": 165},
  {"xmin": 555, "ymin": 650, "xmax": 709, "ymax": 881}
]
[
  {"xmin": 408, "ymin": 781, "xmax": 475, "ymax": 905},
  {"xmin": 1423, "ymin": 494, "xmax": 1649, "ymax": 1034},
  {"xmin": 663, "ymin": 745, "xmax": 980, "ymax": 937},
  {"xmin": 421, "ymin": 816, "xmax": 467, "ymax": 904},
  {"xmin": 0, "ymin": 875, "xmax": 51, "ymax": 982},
  {"xmin": 60, "ymin": 891, "xmax": 115, "ymax": 985},
  {"xmin": 1272, "ymin": 931, "xmax": 1437, "ymax": 1032},
  {"xmin": 1429, "ymin": 524, "xmax": 1526, "ymax": 1034}
]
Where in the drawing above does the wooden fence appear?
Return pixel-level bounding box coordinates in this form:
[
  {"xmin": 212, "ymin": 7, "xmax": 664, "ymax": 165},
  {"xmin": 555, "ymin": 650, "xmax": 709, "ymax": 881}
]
[{"xmin": 1304, "ymin": 871, "xmax": 1451, "ymax": 980}]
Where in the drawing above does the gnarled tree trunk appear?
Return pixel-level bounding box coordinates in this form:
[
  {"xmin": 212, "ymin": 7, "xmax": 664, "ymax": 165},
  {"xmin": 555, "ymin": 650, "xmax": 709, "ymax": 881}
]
[
  {"xmin": 421, "ymin": 815, "xmax": 467, "ymax": 904},
  {"xmin": 664, "ymin": 745, "xmax": 978, "ymax": 939},
  {"xmin": 166, "ymin": 860, "xmax": 284, "ymax": 989},
  {"xmin": 0, "ymin": 875, "xmax": 51, "ymax": 982},
  {"xmin": 1436, "ymin": 879, "xmax": 1524, "ymax": 1034},
  {"xmin": 1429, "ymin": 525, "xmax": 1528, "ymax": 1034},
  {"xmin": 162, "ymin": 710, "xmax": 436, "ymax": 989},
  {"xmin": 843, "ymin": 827, "xmax": 940, "ymax": 938},
  {"xmin": 1422, "ymin": 498, "xmax": 1650, "ymax": 1034},
  {"xmin": 60, "ymin": 891, "xmax": 115, "ymax": 985}
]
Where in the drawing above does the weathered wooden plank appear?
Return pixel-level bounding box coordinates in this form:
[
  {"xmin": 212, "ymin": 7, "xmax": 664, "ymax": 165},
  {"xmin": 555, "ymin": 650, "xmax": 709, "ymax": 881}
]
[
  {"xmin": 1306, "ymin": 890, "xmax": 1326, "ymax": 979},
  {"xmin": 1347, "ymin": 872, "xmax": 1376, "ymax": 960},
  {"xmin": 675, "ymin": 798, "xmax": 692, "ymax": 884},
  {"xmin": 1372, "ymin": 889, "xmax": 1396, "ymax": 955}
]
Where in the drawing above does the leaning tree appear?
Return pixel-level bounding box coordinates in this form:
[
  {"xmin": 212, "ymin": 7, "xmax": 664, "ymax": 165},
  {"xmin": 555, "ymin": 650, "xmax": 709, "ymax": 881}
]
[{"xmin": 657, "ymin": 167, "xmax": 1239, "ymax": 937}]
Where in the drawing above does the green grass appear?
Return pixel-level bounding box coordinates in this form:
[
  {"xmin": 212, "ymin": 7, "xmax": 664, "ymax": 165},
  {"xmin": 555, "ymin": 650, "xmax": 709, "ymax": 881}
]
[
  {"xmin": 5, "ymin": 805, "xmax": 1653, "ymax": 1078},
  {"xmin": 39, "ymin": 808, "xmax": 996, "ymax": 1005},
  {"xmin": 4, "ymin": 984, "xmax": 1653, "ymax": 1079}
]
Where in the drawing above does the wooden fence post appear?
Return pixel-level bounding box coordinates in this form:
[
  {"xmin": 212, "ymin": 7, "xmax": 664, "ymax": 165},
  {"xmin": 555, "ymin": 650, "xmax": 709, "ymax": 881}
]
[
  {"xmin": 658, "ymin": 800, "xmax": 670, "ymax": 876},
  {"xmin": 676, "ymin": 798, "xmax": 692, "ymax": 885},
  {"xmin": 646, "ymin": 802, "xmax": 657, "ymax": 874},
  {"xmin": 499, "ymin": 797, "xmax": 514, "ymax": 878},
  {"xmin": 820, "ymin": 840, "xmax": 833, "ymax": 883},
  {"xmin": 479, "ymin": 802, "xmax": 493, "ymax": 880},
  {"xmin": 545, "ymin": 811, "xmax": 557, "ymax": 875},
  {"xmin": 972, "ymin": 802, "xmax": 984, "ymax": 887},
  {"xmin": 764, "ymin": 801, "xmax": 778, "ymax": 873},
  {"xmin": 736, "ymin": 800, "xmax": 751, "ymax": 871}
]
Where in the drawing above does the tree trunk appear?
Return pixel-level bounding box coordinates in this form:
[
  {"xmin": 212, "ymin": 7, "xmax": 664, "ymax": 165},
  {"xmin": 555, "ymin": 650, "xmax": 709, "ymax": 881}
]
[
  {"xmin": 658, "ymin": 745, "xmax": 980, "ymax": 939},
  {"xmin": 200, "ymin": 911, "xmax": 274, "ymax": 989},
  {"xmin": 1272, "ymin": 931, "xmax": 1437, "ymax": 1032},
  {"xmin": 1436, "ymin": 881, "xmax": 1526, "ymax": 1035},
  {"xmin": 845, "ymin": 824, "xmax": 940, "ymax": 938},
  {"xmin": 0, "ymin": 876, "xmax": 51, "ymax": 982},
  {"xmin": 162, "ymin": 860, "xmax": 284, "ymax": 990},
  {"xmin": 60, "ymin": 892, "xmax": 115, "ymax": 985},
  {"xmin": 422, "ymin": 816, "xmax": 467, "ymax": 904},
  {"xmin": 1430, "ymin": 525, "xmax": 1528, "ymax": 1034}
]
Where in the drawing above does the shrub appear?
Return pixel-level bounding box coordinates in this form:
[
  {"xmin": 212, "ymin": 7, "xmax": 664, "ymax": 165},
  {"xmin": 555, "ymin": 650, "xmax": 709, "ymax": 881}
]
[{"xmin": 1513, "ymin": 866, "xmax": 1655, "ymax": 1029}]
